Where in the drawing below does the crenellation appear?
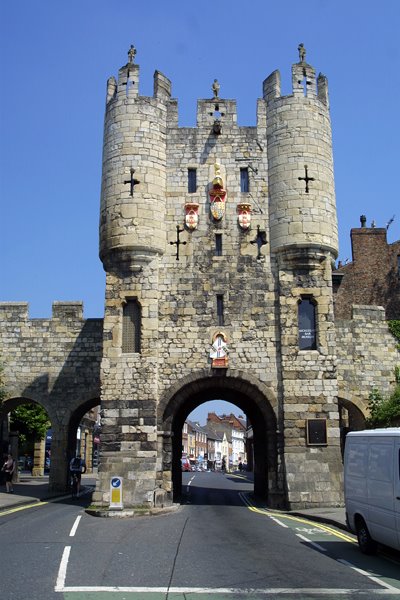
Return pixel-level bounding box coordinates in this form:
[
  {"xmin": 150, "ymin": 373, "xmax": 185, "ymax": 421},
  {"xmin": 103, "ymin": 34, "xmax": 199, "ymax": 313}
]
[{"xmin": 2, "ymin": 46, "xmax": 399, "ymax": 512}]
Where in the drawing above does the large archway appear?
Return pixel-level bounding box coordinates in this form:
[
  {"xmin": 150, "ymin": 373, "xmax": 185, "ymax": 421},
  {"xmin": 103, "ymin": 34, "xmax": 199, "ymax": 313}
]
[{"xmin": 159, "ymin": 372, "xmax": 283, "ymax": 507}]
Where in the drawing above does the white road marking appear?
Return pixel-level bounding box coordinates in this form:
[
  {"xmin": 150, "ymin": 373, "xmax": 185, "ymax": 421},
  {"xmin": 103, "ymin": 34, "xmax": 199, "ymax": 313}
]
[
  {"xmin": 269, "ymin": 516, "xmax": 288, "ymax": 528},
  {"xmin": 296, "ymin": 533, "xmax": 327, "ymax": 552},
  {"xmin": 296, "ymin": 526, "xmax": 329, "ymax": 536},
  {"xmin": 338, "ymin": 559, "xmax": 400, "ymax": 593},
  {"xmin": 55, "ymin": 545, "xmax": 71, "ymax": 591},
  {"xmin": 69, "ymin": 516, "xmax": 81, "ymax": 537},
  {"xmin": 55, "ymin": 585, "xmax": 396, "ymax": 594}
]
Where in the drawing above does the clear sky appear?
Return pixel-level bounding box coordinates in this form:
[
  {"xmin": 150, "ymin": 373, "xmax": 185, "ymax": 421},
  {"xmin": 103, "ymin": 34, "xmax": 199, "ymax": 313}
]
[{"xmin": 1, "ymin": 1, "xmax": 399, "ymax": 424}]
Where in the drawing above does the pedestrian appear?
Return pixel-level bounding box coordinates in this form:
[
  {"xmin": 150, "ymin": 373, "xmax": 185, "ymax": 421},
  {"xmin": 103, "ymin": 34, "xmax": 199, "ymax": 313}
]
[
  {"xmin": 2, "ymin": 453, "xmax": 15, "ymax": 493},
  {"xmin": 69, "ymin": 454, "xmax": 86, "ymax": 497}
]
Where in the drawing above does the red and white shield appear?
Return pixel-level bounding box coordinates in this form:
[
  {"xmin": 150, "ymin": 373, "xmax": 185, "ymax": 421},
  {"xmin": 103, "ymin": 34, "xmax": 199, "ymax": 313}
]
[
  {"xmin": 185, "ymin": 202, "xmax": 199, "ymax": 230},
  {"xmin": 237, "ymin": 202, "xmax": 252, "ymax": 230}
]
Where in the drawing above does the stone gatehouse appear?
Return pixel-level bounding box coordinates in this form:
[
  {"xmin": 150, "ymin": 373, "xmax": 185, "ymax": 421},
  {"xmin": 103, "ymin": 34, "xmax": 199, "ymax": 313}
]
[{"xmin": 1, "ymin": 46, "xmax": 399, "ymax": 510}]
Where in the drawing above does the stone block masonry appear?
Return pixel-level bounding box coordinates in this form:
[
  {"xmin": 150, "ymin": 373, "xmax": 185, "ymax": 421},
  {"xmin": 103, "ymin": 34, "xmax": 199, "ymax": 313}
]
[
  {"xmin": 0, "ymin": 302, "xmax": 103, "ymax": 492},
  {"xmin": 1, "ymin": 47, "xmax": 399, "ymax": 510}
]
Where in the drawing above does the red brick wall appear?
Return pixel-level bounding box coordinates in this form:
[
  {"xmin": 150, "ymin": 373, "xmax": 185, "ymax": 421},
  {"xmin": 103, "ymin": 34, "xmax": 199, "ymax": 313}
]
[{"xmin": 333, "ymin": 227, "xmax": 400, "ymax": 319}]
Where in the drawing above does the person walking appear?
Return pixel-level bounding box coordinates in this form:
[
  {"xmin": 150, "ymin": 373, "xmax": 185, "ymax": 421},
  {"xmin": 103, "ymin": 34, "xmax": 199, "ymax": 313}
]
[
  {"xmin": 69, "ymin": 454, "xmax": 86, "ymax": 497},
  {"xmin": 2, "ymin": 454, "xmax": 15, "ymax": 493}
]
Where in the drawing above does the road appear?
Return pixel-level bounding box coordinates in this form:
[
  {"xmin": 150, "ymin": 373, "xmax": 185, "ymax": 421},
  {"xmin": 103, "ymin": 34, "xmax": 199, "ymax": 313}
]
[{"xmin": 1, "ymin": 471, "xmax": 400, "ymax": 599}]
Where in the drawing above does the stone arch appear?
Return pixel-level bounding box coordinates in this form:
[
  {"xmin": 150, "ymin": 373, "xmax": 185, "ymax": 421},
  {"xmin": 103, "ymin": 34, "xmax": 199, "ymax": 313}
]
[
  {"xmin": 66, "ymin": 395, "xmax": 101, "ymax": 461},
  {"xmin": 0, "ymin": 395, "xmax": 52, "ymax": 476},
  {"xmin": 158, "ymin": 369, "xmax": 284, "ymax": 507},
  {"xmin": 338, "ymin": 395, "xmax": 367, "ymax": 459},
  {"xmin": 338, "ymin": 395, "xmax": 367, "ymax": 429}
]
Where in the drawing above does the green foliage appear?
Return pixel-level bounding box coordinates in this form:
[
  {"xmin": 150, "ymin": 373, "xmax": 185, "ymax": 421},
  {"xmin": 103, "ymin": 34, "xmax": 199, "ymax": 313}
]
[
  {"xmin": 388, "ymin": 320, "xmax": 400, "ymax": 350},
  {"xmin": 366, "ymin": 383, "xmax": 400, "ymax": 428},
  {"xmin": 10, "ymin": 404, "xmax": 51, "ymax": 444}
]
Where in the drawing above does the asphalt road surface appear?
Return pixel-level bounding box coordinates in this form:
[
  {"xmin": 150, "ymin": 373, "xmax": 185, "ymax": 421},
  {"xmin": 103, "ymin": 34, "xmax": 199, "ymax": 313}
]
[{"xmin": 1, "ymin": 471, "xmax": 400, "ymax": 599}]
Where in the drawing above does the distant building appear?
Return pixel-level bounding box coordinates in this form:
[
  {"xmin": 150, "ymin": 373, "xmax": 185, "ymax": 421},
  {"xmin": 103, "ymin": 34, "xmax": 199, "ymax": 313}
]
[
  {"xmin": 206, "ymin": 412, "xmax": 246, "ymax": 470},
  {"xmin": 333, "ymin": 217, "xmax": 400, "ymax": 320}
]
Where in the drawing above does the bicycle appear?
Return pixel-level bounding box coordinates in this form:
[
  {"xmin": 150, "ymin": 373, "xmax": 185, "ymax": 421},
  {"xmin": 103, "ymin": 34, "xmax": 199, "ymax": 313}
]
[{"xmin": 71, "ymin": 472, "xmax": 79, "ymax": 498}]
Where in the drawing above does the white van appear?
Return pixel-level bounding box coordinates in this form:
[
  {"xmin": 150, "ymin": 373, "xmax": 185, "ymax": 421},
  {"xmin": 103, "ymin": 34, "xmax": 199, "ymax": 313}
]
[{"xmin": 344, "ymin": 428, "xmax": 400, "ymax": 554}]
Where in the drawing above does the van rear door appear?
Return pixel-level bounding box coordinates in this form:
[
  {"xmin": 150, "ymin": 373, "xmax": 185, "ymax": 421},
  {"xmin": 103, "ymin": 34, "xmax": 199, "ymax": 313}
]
[{"xmin": 396, "ymin": 438, "xmax": 400, "ymax": 549}]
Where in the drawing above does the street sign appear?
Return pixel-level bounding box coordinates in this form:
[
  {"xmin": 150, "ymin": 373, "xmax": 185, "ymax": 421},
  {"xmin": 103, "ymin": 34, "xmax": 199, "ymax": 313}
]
[{"xmin": 110, "ymin": 476, "xmax": 123, "ymax": 509}]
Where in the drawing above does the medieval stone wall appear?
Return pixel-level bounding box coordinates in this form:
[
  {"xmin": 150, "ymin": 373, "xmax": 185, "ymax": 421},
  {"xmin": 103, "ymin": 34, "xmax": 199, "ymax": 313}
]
[
  {"xmin": 0, "ymin": 302, "xmax": 102, "ymax": 415},
  {"xmin": 336, "ymin": 305, "xmax": 400, "ymax": 412},
  {"xmin": 0, "ymin": 301, "xmax": 103, "ymax": 490}
]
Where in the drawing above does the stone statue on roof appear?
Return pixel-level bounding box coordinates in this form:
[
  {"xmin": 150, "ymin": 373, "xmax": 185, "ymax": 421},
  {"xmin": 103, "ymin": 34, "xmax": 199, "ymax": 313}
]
[
  {"xmin": 298, "ymin": 43, "xmax": 306, "ymax": 63},
  {"xmin": 212, "ymin": 79, "xmax": 220, "ymax": 99},
  {"xmin": 128, "ymin": 45, "xmax": 136, "ymax": 64}
]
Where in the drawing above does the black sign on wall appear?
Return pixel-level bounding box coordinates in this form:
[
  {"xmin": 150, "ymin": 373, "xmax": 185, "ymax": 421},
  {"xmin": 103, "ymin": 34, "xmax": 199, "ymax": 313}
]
[
  {"xmin": 298, "ymin": 298, "xmax": 317, "ymax": 350},
  {"xmin": 306, "ymin": 419, "xmax": 327, "ymax": 446}
]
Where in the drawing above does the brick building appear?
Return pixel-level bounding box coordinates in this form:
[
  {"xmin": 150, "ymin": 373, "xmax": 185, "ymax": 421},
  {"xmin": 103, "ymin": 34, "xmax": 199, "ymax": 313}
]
[{"xmin": 333, "ymin": 217, "xmax": 400, "ymax": 320}]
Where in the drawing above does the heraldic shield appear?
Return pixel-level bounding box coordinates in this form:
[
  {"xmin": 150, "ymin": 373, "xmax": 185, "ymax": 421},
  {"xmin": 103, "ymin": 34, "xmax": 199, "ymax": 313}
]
[
  {"xmin": 185, "ymin": 202, "xmax": 199, "ymax": 230},
  {"xmin": 237, "ymin": 202, "xmax": 252, "ymax": 230},
  {"xmin": 209, "ymin": 163, "xmax": 227, "ymax": 221}
]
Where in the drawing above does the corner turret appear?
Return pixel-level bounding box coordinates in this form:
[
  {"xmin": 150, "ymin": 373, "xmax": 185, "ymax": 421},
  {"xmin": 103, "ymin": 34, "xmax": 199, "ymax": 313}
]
[
  {"xmin": 99, "ymin": 46, "xmax": 171, "ymax": 273},
  {"xmin": 265, "ymin": 46, "xmax": 338, "ymax": 263}
]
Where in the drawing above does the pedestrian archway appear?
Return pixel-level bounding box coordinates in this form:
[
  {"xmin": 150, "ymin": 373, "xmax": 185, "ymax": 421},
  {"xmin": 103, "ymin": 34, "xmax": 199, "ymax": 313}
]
[
  {"xmin": 0, "ymin": 396, "xmax": 52, "ymax": 476},
  {"xmin": 159, "ymin": 371, "xmax": 283, "ymax": 507}
]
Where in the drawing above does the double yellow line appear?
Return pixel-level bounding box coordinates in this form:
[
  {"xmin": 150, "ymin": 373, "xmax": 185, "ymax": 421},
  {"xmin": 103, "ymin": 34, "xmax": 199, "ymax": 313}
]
[
  {"xmin": 0, "ymin": 501, "xmax": 48, "ymax": 517},
  {"xmin": 240, "ymin": 493, "xmax": 356, "ymax": 544}
]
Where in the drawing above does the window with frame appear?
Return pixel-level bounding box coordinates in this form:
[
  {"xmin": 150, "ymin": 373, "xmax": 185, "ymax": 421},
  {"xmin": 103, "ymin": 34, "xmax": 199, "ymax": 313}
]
[
  {"xmin": 188, "ymin": 168, "xmax": 197, "ymax": 193},
  {"xmin": 122, "ymin": 298, "xmax": 141, "ymax": 353},
  {"xmin": 215, "ymin": 234, "xmax": 223, "ymax": 256},
  {"xmin": 217, "ymin": 294, "xmax": 224, "ymax": 326},
  {"xmin": 298, "ymin": 297, "xmax": 317, "ymax": 350},
  {"xmin": 240, "ymin": 168, "xmax": 249, "ymax": 193}
]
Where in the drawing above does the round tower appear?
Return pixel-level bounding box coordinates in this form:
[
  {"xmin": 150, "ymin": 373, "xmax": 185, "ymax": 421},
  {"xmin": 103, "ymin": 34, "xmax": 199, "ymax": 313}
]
[
  {"xmin": 264, "ymin": 53, "xmax": 338, "ymax": 262},
  {"xmin": 99, "ymin": 49, "xmax": 171, "ymax": 272}
]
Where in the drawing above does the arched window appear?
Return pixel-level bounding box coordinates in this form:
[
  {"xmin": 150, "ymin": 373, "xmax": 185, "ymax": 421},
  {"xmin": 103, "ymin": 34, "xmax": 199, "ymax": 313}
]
[
  {"xmin": 122, "ymin": 299, "xmax": 141, "ymax": 353},
  {"xmin": 298, "ymin": 297, "xmax": 317, "ymax": 350}
]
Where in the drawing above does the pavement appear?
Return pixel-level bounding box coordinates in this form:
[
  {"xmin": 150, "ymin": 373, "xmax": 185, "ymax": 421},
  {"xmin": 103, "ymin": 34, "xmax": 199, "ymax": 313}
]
[
  {"xmin": 0, "ymin": 471, "xmax": 348, "ymax": 531},
  {"xmin": 0, "ymin": 473, "xmax": 96, "ymax": 509}
]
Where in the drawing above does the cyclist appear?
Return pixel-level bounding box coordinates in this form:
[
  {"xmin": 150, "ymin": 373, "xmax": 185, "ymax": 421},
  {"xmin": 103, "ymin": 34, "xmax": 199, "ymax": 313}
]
[{"xmin": 69, "ymin": 454, "xmax": 86, "ymax": 497}]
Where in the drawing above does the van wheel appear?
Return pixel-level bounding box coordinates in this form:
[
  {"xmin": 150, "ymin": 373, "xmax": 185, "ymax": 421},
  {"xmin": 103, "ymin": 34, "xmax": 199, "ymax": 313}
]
[{"xmin": 356, "ymin": 519, "xmax": 378, "ymax": 555}]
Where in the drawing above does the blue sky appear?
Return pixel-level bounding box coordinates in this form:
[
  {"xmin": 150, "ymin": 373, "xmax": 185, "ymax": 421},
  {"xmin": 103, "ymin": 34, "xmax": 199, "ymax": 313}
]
[{"xmin": 1, "ymin": 1, "xmax": 399, "ymax": 424}]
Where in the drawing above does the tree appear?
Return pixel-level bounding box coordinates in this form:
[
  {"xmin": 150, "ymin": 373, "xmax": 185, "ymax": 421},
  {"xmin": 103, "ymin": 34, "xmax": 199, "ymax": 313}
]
[
  {"xmin": 10, "ymin": 404, "xmax": 50, "ymax": 445},
  {"xmin": 366, "ymin": 368, "xmax": 400, "ymax": 428}
]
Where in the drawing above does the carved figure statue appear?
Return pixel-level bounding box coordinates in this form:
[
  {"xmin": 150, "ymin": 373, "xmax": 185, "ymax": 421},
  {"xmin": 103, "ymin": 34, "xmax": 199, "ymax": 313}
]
[
  {"xmin": 298, "ymin": 43, "xmax": 306, "ymax": 63},
  {"xmin": 128, "ymin": 45, "xmax": 136, "ymax": 64},
  {"xmin": 212, "ymin": 79, "xmax": 220, "ymax": 98}
]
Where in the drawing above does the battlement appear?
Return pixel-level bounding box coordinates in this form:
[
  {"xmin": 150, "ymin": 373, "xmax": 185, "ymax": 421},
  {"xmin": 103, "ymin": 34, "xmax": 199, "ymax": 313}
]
[
  {"xmin": 263, "ymin": 62, "xmax": 329, "ymax": 106},
  {"xmin": 106, "ymin": 62, "xmax": 172, "ymax": 106},
  {"xmin": 0, "ymin": 301, "xmax": 86, "ymax": 322}
]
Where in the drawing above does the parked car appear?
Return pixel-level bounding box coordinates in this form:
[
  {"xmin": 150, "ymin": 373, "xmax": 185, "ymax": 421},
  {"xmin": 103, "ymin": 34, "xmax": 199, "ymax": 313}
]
[{"xmin": 344, "ymin": 428, "xmax": 400, "ymax": 554}]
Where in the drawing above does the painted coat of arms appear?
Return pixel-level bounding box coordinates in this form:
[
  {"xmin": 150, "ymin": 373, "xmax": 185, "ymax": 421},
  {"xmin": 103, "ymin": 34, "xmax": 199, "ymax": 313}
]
[
  {"xmin": 185, "ymin": 202, "xmax": 199, "ymax": 230},
  {"xmin": 209, "ymin": 163, "xmax": 227, "ymax": 221},
  {"xmin": 237, "ymin": 202, "xmax": 252, "ymax": 230}
]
